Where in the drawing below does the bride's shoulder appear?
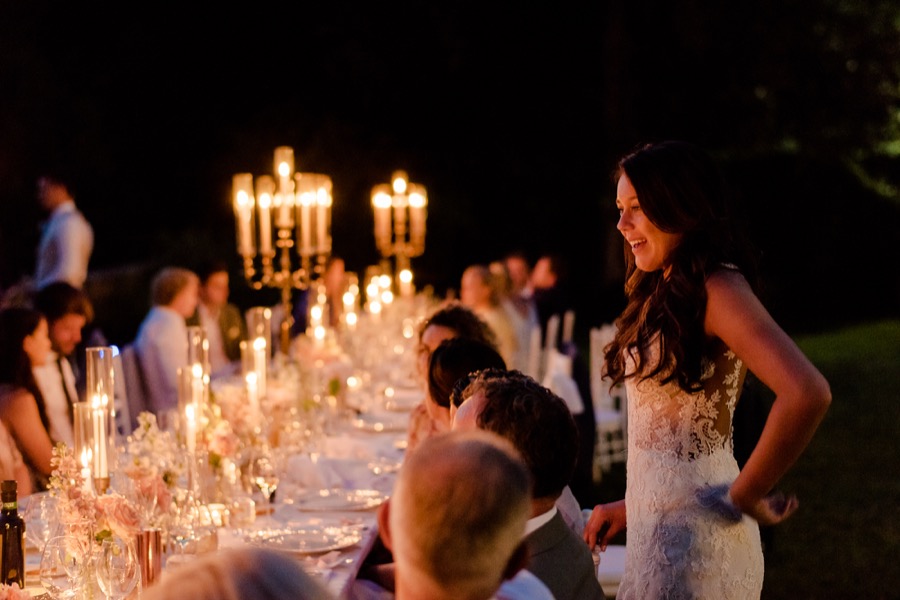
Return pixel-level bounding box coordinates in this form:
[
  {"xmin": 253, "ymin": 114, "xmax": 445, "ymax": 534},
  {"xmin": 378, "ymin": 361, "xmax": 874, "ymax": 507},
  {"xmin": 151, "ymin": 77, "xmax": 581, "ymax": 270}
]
[{"xmin": 705, "ymin": 265, "xmax": 751, "ymax": 292}]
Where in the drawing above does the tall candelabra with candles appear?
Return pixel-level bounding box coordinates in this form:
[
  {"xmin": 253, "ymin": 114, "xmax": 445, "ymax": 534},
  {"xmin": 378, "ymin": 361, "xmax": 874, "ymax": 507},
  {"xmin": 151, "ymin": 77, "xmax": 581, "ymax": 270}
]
[
  {"xmin": 233, "ymin": 146, "xmax": 333, "ymax": 355},
  {"xmin": 371, "ymin": 170, "xmax": 427, "ymax": 298}
]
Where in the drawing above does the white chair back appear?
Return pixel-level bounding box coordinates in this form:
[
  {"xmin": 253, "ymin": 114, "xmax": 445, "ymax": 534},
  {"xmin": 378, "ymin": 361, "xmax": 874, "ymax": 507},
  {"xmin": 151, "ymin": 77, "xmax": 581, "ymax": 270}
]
[
  {"xmin": 590, "ymin": 324, "xmax": 618, "ymax": 412},
  {"xmin": 524, "ymin": 324, "xmax": 542, "ymax": 379},
  {"xmin": 542, "ymin": 314, "xmax": 561, "ymax": 379},
  {"xmin": 542, "ymin": 348, "xmax": 584, "ymax": 415},
  {"xmin": 589, "ymin": 324, "xmax": 628, "ymax": 479}
]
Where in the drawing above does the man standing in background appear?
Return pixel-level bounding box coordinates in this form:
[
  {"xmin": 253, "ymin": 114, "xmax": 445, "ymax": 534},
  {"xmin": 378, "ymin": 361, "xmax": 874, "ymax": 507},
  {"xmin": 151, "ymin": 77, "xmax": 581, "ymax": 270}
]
[{"xmin": 34, "ymin": 171, "xmax": 94, "ymax": 290}]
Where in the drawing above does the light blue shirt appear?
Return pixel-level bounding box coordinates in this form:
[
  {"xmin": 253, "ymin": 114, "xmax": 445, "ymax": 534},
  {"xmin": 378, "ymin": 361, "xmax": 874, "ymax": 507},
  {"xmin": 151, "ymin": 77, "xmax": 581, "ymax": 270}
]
[{"xmin": 134, "ymin": 305, "xmax": 188, "ymax": 414}]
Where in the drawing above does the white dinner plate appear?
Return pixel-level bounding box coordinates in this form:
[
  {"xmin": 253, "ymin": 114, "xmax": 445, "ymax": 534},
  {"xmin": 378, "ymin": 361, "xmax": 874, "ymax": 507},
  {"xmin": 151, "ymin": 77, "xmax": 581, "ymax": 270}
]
[
  {"xmin": 246, "ymin": 526, "xmax": 362, "ymax": 555},
  {"xmin": 292, "ymin": 489, "xmax": 386, "ymax": 511},
  {"xmin": 351, "ymin": 412, "xmax": 407, "ymax": 433}
]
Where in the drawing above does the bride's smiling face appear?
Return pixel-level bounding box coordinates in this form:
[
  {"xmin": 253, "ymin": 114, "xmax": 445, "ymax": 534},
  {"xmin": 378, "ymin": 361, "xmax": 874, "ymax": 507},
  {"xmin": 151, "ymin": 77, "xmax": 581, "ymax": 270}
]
[{"xmin": 615, "ymin": 174, "xmax": 682, "ymax": 273}]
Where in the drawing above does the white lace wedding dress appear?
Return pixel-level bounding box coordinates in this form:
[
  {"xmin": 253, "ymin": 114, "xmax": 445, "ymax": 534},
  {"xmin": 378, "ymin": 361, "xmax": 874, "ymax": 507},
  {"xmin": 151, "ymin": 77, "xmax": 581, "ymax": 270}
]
[{"xmin": 617, "ymin": 341, "xmax": 764, "ymax": 599}]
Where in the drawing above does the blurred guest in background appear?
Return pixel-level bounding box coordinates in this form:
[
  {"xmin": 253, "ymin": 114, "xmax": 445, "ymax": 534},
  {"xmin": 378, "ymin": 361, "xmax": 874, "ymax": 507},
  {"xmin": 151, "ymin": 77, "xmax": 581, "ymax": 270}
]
[
  {"xmin": 460, "ymin": 264, "xmax": 518, "ymax": 368},
  {"xmin": 489, "ymin": 260, "xmax": 537, "ymax": 372},
  {"xmin": 34, "ymin": 170, "xmax": 94, "ymax": 290},
  {"xmin": 0, "ymin": 307, "xmax": 56, "ymax": 492},
  {"xmin": 188, "ymin": 261, "xmax": 246, "ymax": 378},
  {"xmin": 134, "ymin": 267, "xmax": 199, "ymax": 415},
  {"xmin": 530, "ymin": 253, "xmax": 572, "ymax": 347},
  {"xmin": 32, "ymin": 282, "xmax": 94, "ymax": 446},
  {"xmin": 504, "ymin": 250, "xmax": 535, "ymax": 305}
]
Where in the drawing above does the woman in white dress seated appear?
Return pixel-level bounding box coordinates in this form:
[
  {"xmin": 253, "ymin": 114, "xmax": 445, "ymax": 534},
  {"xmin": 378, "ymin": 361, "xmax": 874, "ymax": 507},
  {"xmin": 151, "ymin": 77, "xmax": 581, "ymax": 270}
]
[{"xmin": 583, "ymin": 141, "xmax": 831, "ymax": 598}]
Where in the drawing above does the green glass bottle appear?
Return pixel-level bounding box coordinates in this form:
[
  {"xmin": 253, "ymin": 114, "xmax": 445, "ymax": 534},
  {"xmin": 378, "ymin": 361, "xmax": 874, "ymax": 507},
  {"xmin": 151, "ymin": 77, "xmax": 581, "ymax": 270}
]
[{"xmin": 0, "ymin": 480, "xmax": 25, "ymax": 588}]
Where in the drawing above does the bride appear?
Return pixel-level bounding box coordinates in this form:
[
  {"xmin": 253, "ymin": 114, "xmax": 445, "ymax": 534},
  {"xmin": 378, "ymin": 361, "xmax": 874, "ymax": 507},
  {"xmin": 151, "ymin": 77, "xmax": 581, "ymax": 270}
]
[{"xmin": 583, "ymin": 141, "xmax": 831, "ymax": 598}]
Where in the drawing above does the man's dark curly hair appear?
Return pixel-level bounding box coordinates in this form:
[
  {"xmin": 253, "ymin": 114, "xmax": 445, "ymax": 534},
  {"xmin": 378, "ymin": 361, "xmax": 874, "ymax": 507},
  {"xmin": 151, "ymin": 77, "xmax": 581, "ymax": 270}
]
[{"xmin": 467, "ymin": 369, "xmax": 578, "ymax": 500}]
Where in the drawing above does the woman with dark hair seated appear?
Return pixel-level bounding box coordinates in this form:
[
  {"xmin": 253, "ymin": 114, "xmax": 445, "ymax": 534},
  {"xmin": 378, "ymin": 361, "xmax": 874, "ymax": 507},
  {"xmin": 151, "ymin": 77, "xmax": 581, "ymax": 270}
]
[
  {"xmin": 406, "ymin": 302, "xmax": 500, "ymax": 453},
  {"xmin": 0, "ymin": 307, "xmax": 56, "ymax": 493}
]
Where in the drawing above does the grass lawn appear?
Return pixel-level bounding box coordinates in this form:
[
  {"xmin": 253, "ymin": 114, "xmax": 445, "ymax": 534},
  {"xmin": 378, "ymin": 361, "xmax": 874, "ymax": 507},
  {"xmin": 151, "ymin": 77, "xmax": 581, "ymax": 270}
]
[
  {"xmin": 762, "ymin": 319, "xmax": 900, "ymax": 599},
  {"xmin": 590, "ymin": 318, "xmax": 900, "ymax": 599}
]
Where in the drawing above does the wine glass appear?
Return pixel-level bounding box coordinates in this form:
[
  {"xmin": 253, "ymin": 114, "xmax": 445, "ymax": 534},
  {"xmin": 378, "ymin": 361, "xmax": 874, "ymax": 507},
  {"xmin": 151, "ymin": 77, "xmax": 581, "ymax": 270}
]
[
  {"xmin": 39, "ymin": 535, "xmax": 89, "ymax": 600},
  {"xmin": 96, "ymin": 537, "xmax": 140, "ymax": 600},
  {"xmin": 24, "ymin": 492, "xmax": 57, "ymax": 551},
  {"xmin": 249, "ymin": 448, "xmax": 283, "ymax": 523}
]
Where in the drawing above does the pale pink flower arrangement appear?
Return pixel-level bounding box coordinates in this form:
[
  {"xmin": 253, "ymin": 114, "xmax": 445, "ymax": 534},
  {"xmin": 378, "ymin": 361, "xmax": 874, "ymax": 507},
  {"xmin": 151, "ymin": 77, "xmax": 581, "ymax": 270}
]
[
  {"xmin": 207, "ymin": 419, "xmax": 240, "ymax": 462},
  {"xmin": 49, "ymin": 444, "xmax": 141, "ymax": 545},
  {"xmin": 0, "ymin": 583, "xmax": 30, "ymax": 599}
]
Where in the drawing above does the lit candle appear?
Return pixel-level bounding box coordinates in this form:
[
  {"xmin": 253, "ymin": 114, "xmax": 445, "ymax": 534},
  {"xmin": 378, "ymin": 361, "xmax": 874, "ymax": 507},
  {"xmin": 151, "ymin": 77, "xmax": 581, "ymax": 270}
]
[
  {"xmin": 232, "ymin": 174, "xmax": 255, "ymax": 257},
  {"xmin": 184, "ymin": 402, "xmax": 197, "ymax": 456},
  {"xmin": 252, "ymin": 337, "xmax": 267, "ymax": 400},
  {"xmin": 299, "ymin": 188, "xmax": 313, "ymax": 256},
  {"xmin": 316, "ymin": 181, "xmax": 331, "ymax": 254},
  {"xmin": 408, "ymin": 185, "xmax": 427, "ymax": 247},
  {"xmin": 309, "ymin": 304, "xmax": 323, "ymax": 328},
  {"xmin": 274, "ymin": 147, "xmax": 295, "ymax": 229},
  {"xmin": 245, "ymin": 371, "xmax": 259, "ymax": 424},
  {"xmin": 80, "ymin": 447, "xmax": 93, "ymax": 493},
  {"xmin": 91, "ymin": 395, "xmax": 109, "ymax": 482},
  {"xmin": 371, "ymin": 185, "xmax": 392, "ymax": 253},
  {"xmin": 256, "ymin": 176, "xmax": 275, "ymax": 255},
  {"xmin": 399, "ymin": 268, "xmax": 413, "ymax": 298}
]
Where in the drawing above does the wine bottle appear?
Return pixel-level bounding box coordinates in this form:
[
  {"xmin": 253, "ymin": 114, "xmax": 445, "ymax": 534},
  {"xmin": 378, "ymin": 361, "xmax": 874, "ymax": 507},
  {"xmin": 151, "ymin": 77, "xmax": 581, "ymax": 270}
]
[{"xmin": 0, "ymin": 480, "xmax": 25, "ymax": 589}]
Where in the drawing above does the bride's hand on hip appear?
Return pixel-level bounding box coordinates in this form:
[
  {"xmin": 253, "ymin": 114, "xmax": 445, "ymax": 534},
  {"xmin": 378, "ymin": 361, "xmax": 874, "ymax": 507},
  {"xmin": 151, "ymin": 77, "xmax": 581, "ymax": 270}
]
[
  {"xmin": 583, "ymin": 500, "xmax": 626, "ymax": 551},
  {"xmin": 745, "ymin": 491, "xmax": 799, "ymax": 526}
]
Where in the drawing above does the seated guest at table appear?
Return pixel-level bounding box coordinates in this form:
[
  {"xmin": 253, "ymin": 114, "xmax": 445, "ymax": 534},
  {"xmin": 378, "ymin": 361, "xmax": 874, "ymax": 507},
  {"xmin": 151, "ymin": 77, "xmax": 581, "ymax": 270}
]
[
  {"xmin": 460, "ymin": 264, "xmax": 518, "ymax": 369},
  {"xmin": 134, "ymin": 267, "xmax": 199, "ymax": 415},
  {"xmin": 142, "ymin": 547, "xmax": 334, "ymax": 600},
  {"xmin": 0, "ymin": 307, "xmax": 55, "ymax": 493},
  {"xmin": 453, "ymin": 369, "xmax": 604, "ymax": 600},
  {"xmin": 375, "ymin": 430, "xmax": 554, "ymax": 600},
  {"xmin": 407, "ymin": 301, "xmax": 498, "ymax": 453},
  {"xmin": 187, "ymin": 260, "xmax": 246, "ymax": 378},
  {"xmin": 32, "ymin": 281, "xmax": 94, "ymax": 446},
  {"xmin": 425, "ymin": 338, "xmax": 506, "ymax": 431},
  {"xmin": 424, "ymin": 337, "xmax": 506, "ymax": 435}
]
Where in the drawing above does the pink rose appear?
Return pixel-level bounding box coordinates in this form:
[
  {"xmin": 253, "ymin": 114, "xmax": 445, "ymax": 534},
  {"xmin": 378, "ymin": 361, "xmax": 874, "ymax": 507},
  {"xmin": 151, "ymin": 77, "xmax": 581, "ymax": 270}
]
[
  {"xmin": 208, "ymin": 422, "xmax": 240, "ymax": 458},
  {"xmin": 96, "ymin": 494, "xmax": 141, "ymax": 539},
  {"xmin": 135, "ymin": 474, "xmax": 172, "ymax": 511}
]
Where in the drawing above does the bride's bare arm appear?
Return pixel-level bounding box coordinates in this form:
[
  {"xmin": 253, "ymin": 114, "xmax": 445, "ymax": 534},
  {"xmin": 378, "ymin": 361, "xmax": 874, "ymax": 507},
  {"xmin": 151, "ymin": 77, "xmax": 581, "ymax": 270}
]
[{"xmin": 704, "ymin": 270, "xmax": 830, "ymax": 523}]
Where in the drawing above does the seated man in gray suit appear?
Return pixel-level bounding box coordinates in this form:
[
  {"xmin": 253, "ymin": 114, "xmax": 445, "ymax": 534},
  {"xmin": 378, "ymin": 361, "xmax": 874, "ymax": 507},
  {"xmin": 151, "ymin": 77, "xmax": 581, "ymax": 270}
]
[
  {"xmin": 377, "ymin": 430, "xmax": 553, "ymax": 600},
  {"xmin": 454, "ymin": 369, "xmax": 604, "ymax": 600}
]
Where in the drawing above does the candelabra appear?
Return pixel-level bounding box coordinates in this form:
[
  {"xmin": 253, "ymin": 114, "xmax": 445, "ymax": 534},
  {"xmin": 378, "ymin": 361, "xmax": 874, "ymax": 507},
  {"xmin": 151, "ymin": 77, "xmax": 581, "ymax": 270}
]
[
  {"xmin": 233, "ymin": 146, "xmax": 333, "ymax": 354},
  {"xmin": 371, "ymin": 170, "xmax": 427, "ymax": 294}
]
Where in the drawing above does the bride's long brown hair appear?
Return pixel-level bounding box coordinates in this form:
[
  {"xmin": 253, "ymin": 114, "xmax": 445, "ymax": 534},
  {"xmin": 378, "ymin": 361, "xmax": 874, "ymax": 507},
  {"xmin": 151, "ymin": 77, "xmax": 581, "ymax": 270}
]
[{"xmin": 604, "ymin": 141, "xmax": 759, "ymax": 393}]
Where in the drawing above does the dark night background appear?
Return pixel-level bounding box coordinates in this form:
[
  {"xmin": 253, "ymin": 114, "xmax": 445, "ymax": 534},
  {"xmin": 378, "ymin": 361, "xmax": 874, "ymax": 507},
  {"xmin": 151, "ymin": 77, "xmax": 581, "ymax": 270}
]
[{"xmin": 1, "ymin": 1, "xmax": 898, "ymax": 346}]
